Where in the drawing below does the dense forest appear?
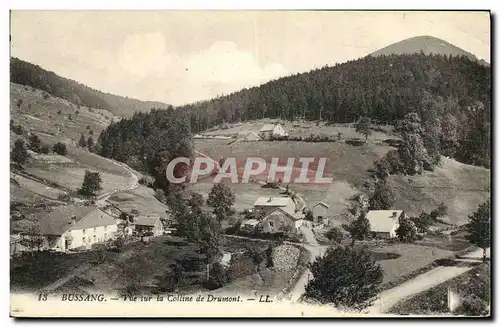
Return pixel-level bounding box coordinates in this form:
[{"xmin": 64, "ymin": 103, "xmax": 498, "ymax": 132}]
[
  {"xmin": 98, "ymin": 107, "xmax": 194, "ymax": 190},
  {"xmin": 10, "ymin": 57, "xmax": 168, "ymax": 117}
]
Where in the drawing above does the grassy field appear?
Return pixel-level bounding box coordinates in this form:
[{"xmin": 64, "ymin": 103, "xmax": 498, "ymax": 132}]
[
  {"xmin": 10, "ymin": 83, "xmax": 132, "ymax": 205},
  {"xmin": 389, "ymin": 157, "xmax": 490, "ymax": 225},
  {"xmin": 195, "ymin": 137, "xmax": 490, "ymax": 227},
  {"xmin": 202, "ymin": 119, "xmax": 397, "ymax": 141},
  {"xmin": 194, "ymin": 139, "xmax": 392, "ymax": 221},
  {"xmin": 370, "ymin": 242, "xmax": 455, "ymax": 285},
  {"xmin": 11, "ymin": 82, "xmax": 117, "ymax": 144},
  {"xmin": 108, "ymin": 186, "xmax": 170, "ymax": 217},
  {"xmin": 11, "ymin": 173, "xmax": 67, "ymax": 200}
]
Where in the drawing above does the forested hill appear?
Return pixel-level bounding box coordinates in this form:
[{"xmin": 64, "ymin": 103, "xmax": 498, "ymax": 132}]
[
  {"xmin": 177, "ymin": 52, "xmax": 490, "ymax": 167},
  {"xmin": 370, "ymin": 35, "xmax": 489, "ymax": 66},
  {"xmin": 10, "ymin": 57, "xmax": 169, "ymax": 117},
  {"xmin": 180, "ymin": 53, "xmax": 490, "ymax": 131}
]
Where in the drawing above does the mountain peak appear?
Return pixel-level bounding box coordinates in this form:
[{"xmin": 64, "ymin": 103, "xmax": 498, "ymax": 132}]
[{"xmin": 370, "ymin": 35, "xmax": 487, "ymax": 65}]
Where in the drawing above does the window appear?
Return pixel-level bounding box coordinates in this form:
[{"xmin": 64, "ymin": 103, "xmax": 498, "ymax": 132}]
[
  {"xmin": 94, "ymin": 227, "xmax": 96, "ymax": 233},
  {"xmin": 82, "ymin": 237, "xmax": 85, "ymax": 243},
  {"xmin": 82, "ymin": 229, "xmax": 86, "ymax": 234},
  {"xmin": 269, "ymin": 221, "xmax": 274, "ymax": 228}
]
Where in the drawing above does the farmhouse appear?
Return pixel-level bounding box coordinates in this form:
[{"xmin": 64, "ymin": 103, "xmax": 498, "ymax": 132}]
[
  {"xmin": 134, "ymin": 216, "xmax": 164, "ymax": 237},
  {"xmin": 37, "ymin": 205, "xmax": 118, "ymax": 251},
  {"xmin": 312, "ymin": 201, "xmax": 329, "ymax": 223},
  {"xmin": 261, "ymin": 207, "xmax": 303, "ymax": 234},
  {"xmin": 366, "ymin": 210, "xmax": 407, "ymax": 239},
  {"xmin": 243, "ymin": 132, "xmax": 261, "ymax": 142},
  {"xmin": 253, "ymin": 196, "xmax": 296, "ymax": 216},
  {"xmin": 258, "ymin": 123, "xmax": 288, "ymax": 139}
]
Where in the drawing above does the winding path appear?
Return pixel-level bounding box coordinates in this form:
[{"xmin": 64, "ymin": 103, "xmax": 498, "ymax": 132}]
[{"xmin": 94, "ymin": 154, "xmax": 140, "ymax": 206}]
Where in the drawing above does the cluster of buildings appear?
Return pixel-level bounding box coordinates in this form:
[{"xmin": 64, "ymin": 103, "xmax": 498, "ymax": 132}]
[
  {"xmin": 15, "ymin": 204, "xmax": 166, "ymax": 253},
  {"xmin": 240, "ymin": 194, "xmax": 407, "ymax": 240}
]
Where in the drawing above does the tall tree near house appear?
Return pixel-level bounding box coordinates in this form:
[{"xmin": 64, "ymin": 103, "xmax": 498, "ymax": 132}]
[
  {"xmin": 78, "ymin": 134, "xmax": 87, "ymax": 148},
  {"xmin": 29, "ymin": 133, "xmax": 41, "ymax": 153},
  {"xmin": 397, "ymin": 112, "xmax": 432, "ymax": 174},
  {"xmin": 207, "ymin": 184, "xmax": 235, "ymax": 222},
  {"xmin": 304, "ymin": 246, "xmax": 383, "ymax": 311},
  {"xmin": 354, "ymin": 116, "xmax": 372, "ymax": 141},
  {"xmin": 342, "ymin": 212, "xmax": 371, "ymax": 244},
  {"xmin": 22, "ymin": 223, "xmax": 44, "ymax": 253},
  {"xmin": 11, "ymin": 139, "xmax": 29, "ymax": 167},
  {"xmin": 396, "ymin": 215, "xmax": 417, "ymax": 242},
  {"xmin": 465, "ymin": 200, "xmax": 490, "ymax": 262},
  {"xmin": 369, "ymin": 179, "xmax": 395, "ymax": 210},
  {"xmin": 196, "ymin": 212, "xmax": 224, "ymax": 264},
  {"xmin": 78, "ymin": 170, "xmax": 102, "ymax": 197}
]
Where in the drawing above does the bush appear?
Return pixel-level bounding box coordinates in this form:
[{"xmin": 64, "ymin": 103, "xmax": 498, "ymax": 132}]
[
  {"xmin": 43, "ymin": 92, "xmax": 50, "ymax": 100},
  {"xmin": 10, "ymin": 121, "xmax": 24, "ymax": 135},
  {"xmin": 53, "ymin": 142, "xmax": 68, "ymax": 156},
  {"xmin": 57, "ymin": 193, "xmax": 71, "ymax": 201},
  {"xmin": 57, "ymin": 110, "xmax": 62, "ymax": 115},
  {"xmin": 40, "ymin": 145, "xmax": 50, "ymax": 154}
]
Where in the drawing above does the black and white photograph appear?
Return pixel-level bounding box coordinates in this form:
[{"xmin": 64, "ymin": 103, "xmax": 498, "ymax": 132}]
[{"xmin": 8, "ymin": 10, "xmax": 491, "ymax": 318}]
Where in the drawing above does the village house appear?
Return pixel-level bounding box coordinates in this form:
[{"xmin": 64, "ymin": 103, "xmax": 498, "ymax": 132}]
[
  {"xmin": 312, "ymin": 201, "xmax": 329, "ymax": 224},
  {"xmin": 253, "ymin": 196, "xmax": 296, "ymax": 217},
  {"xmin": 258, "ymin": 123, "xmax": 288, "ymax": 139},
  {"xmin": 37, "ymin": 205, "xmax": 118, "ymax": 251},
  {"xmin": 242, "ymin": 132, "xmax": 261, "ymax": 142},
  {"xmin": 134, "ymin": 216, "xmax": 164, "ymax": 237},
  {"xmin": 261, "ymin": 207, "xmax": 303, "ymax": 234},
  {"xmin": 366, "ymin": 210, "xmax": 407, "ymax": 239}
]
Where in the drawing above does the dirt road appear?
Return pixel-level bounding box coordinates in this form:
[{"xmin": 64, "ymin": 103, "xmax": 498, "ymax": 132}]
[{"xmin": 367, "ymin": 247, "xmax": 490, "ymax": 314}]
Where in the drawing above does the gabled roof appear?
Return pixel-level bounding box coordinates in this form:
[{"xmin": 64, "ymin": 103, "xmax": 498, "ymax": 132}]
[
  {"xmin": 242, "ymin": 219, "xmax": 260, "ymax": 226},
  {"xmin": 313, "ymin": 201, "xmax": 330, "ymax": 209},
  {"xmin": 259, "ymin": 124, "xmax": 276, "ymax": 132},
  {"xmin": 262, "ymin": 207, "xmax": 300, "ymax": 221},
  {"xmin": 134, "ymin": 216, "xmax": 161, "ymax": 227},
  {"xmin": 38, "ymin": 205, "xmax": 116, "ymax": 236},
  {"xmin": 366, "ymin": 210, "xmax": 403, "ymax": 233},
  {"xmin": 254, "ymin": 196, "xmax": 293, "ymax": 207}
]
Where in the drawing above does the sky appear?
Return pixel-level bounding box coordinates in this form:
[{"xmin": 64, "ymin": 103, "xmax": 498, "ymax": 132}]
[{"xmin": 10, "ymin": 11, "xmax": 490, "ymax": 106}]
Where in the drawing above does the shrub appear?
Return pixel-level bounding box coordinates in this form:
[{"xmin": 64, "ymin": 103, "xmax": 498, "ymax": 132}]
[
  {"xmin": 53, "ymin": 142, "xmax": 68, "ymax": 156},
  {"xmin": 43, "ymin": 92, "xmax": 50, "ymax": 100},
  {"xmin": 10, "ymin": 120, "xmax": 24, "ymax": 135},
  {"xmin": 40, "ymin": 145, "xmax": 50, "ymax": 154},
  {"xmin": 57, "ymin": 110, "xmax": 62, "ymax": 115}
]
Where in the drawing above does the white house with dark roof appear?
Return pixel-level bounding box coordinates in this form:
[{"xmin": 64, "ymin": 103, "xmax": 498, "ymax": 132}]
[
  {"xmin": 134, "ymin": 216, "xmax": 164, "ymax": 237},
  {"xmin": 312, "ymin": 202, "xmax": 329, "ymax": 223},
  {"xmin": 258, "ymin": 123, "xmax": 288, "ymax": 139},
  {"xmin": 37, "ymin": 205, "xmax": 118, "ymax": 251},
  {"xmin": 365, "ymin": 210, "xmax": 406, "ymax": 239},
  {"xmin": 261, "ymin": 207, "xmax": 303, "ymax": 234},
  {"xmin": 253, "ymin": 196, "xmax": 296, "ymax": 217}
]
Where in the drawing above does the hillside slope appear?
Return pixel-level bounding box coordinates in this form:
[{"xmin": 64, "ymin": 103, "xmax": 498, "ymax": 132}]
[
  {"xmin": 10, "ymin": 57, "xmax": 169, "ymax": 117},
  {"xmin": 370, "ymin": 35, "xmax": 488, "ymax": 65}
]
